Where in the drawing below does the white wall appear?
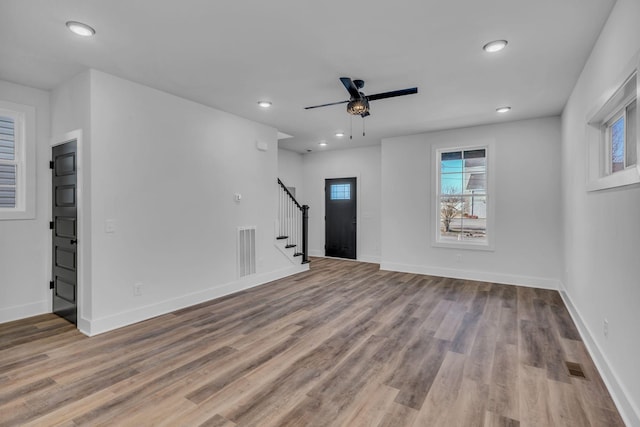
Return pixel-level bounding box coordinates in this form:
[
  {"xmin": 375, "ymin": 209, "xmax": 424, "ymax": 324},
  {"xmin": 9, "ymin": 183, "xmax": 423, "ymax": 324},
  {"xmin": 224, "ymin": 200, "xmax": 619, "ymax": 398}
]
[
  {"xmin": 561, "ymin": 0, "xmax": 640, "ymax": 424},
  {"xmin": 50, "ymin": 71, "xmax": 93, "ymax": 323},
  {"xmin": 0, "ymin": 80, "xmax": 50, "ymax": 322},
  {"xmin": 85, "ymin": 70, "xmax": 298, "ymax": 334},
  {"xmin": 277, "ymin": 148, "xmax": 304, "ymax": 200},
  {"xmin": 381, "ymin": 117, "xmax": 563, "ymax": 288},
  {"xmin": 49, "ymin": 70, "xmax": 303, "ymax": 335},
  {"xmin": 301, "ymin": 146, "xmax": 381, "ymax": 263}
]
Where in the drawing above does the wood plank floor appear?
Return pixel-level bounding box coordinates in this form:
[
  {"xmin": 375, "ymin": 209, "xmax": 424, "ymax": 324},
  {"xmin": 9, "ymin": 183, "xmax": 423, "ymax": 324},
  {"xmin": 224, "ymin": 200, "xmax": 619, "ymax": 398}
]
[{"xmin": 0, "ymin": 258, "xmax": 625, "ymax": 426}]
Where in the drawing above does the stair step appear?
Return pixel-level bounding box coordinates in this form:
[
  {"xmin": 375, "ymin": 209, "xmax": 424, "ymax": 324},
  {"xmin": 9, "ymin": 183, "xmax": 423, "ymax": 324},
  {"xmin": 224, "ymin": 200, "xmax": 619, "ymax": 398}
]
[
  {"xmin": 276, "ymin": 236, "xmax": 288, "ymax": 240},
  {"xmin": 293, "ymin": 252, "xmax": 303, "ymax": 257},
  {"xmin": 285, "ymin": 244, "xmax": 296, "ymax": 249}
]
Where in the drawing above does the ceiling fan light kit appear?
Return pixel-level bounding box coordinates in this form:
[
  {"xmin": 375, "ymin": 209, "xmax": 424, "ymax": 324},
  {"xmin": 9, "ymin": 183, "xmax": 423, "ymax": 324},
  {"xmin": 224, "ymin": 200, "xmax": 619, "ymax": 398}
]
[{"xmin": 346, "ymin": 98, "xmax": 370, "ymax": 115}]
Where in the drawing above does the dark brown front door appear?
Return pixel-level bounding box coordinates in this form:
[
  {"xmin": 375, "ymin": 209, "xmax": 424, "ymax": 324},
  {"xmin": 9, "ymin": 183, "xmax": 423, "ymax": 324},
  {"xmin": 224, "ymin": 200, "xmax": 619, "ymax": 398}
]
[
  {"xmin": 325, "ymin": 177, "xmax": 357, "ymax": 259},
  {"xmin": 51, "ymin": 140, "xmax": 78, "ymax": 324}
]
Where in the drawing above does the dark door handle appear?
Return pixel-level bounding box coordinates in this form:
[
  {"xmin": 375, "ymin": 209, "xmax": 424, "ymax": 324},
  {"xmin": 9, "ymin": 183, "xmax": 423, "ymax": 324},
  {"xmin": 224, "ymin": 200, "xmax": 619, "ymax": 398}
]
[{"xmin": 70, "ymin": 239, "xmax": 78, "ymax": 245}]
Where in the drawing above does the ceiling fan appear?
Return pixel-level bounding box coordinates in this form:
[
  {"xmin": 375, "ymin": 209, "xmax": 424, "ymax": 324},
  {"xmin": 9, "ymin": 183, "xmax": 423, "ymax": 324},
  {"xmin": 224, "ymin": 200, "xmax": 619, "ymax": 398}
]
[{"xmin": 304, "ymin": 77, "xmax": 418, "ymax": 117}]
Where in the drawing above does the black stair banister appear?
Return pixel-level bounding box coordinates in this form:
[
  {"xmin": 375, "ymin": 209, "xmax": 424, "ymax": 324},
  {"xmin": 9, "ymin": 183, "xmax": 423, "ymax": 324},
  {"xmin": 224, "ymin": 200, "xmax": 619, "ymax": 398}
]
[
  {"xmin": 302, "ymin": 204, "xmax": 309, "ymax": 264},
  {"xmin": 277, "ymin": 179, "xmax": 309, "ymax": 265}
]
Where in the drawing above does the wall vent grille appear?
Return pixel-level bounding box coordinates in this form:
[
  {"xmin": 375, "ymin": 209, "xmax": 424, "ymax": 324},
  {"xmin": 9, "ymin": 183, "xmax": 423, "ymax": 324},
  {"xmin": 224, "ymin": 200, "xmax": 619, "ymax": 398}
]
[{"xmin": 238, "ymin": 226, "xmax": 256, "ymax": 277}]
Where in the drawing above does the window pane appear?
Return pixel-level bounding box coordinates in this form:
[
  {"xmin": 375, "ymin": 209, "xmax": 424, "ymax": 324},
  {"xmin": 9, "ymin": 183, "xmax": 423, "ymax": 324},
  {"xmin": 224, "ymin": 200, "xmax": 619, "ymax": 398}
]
[
  {"xmin": 463, "ymin": 149, "xmax": 486, "ymax": 159},
  {"xmin": 0, "ymin": 164, "xmax": 16, "ymax": 185},
  {"xmin": 440, "ymin": 196, "xmax": 462, "ymax": 236},
  {"xmin": 441, "ymin": 151, "xmax": 466, "ymax": 194},
  {"xmin": 441, "ymin": 170, "xmax": 463, "ymax": 194},
  {"xmin": 611, "ymin": 115, "xmax": 625, "ymax": 173},
  {"xmin": 441, "ymin": 151, "xmax": 462, "ymax": 161},
  {"xmin": 439, "ymin": 195, "xmax": 487, "ymax": 242},
  {"xmin": 626, "ymin": 100, "xmax": 637, "ymax": 167},
  {"xmin": 330, "ymin": 184, "xmax": 350, "ymax": 200},
  {"xmin": 0, "ymin": 187, "xmax": 16, "ymax": 208},
  {"xmin": 0, "ymin": 116, "xmax": 15, "ymax": 161},
  {"xmin": 465, "ymin": 172, "xmax": 486, "ymax": 192}
]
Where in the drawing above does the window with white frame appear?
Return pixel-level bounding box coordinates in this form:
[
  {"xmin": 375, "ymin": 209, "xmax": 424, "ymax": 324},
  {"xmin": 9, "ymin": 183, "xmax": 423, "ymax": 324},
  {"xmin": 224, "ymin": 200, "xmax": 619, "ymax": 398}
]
[
  {"xmin": 0, "ymin": 101, "xmax": 34, "ymax": 220},
  {"xmin": 586, "ymin": 69, "xmax": 639, "ymax": 191},
  {"xmin": 435, "ymin": 146, "xmax": 489, "ymax": 247},
  {"xmin": 607, "ymin": 98, "xmax": 636, "ymax": 174},
  {"xmin": 0, "ymin": 112, "xmax": 20, "ymax": 208}
]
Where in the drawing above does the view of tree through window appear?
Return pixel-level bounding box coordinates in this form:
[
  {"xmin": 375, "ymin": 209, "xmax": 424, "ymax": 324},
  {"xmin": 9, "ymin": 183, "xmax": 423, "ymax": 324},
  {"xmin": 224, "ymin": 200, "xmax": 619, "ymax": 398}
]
[
  {"xmin": 438, "ymin": 148, "xmax": 487, "ymax": 243},
  {"xmin": 609, "ymin": 99, "xmax": 636, "ymax": 174}
]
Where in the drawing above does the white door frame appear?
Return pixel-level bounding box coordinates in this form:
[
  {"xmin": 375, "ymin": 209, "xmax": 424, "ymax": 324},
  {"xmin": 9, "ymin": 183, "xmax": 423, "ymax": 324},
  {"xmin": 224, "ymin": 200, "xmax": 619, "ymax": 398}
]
[{"xmin": 49, "ymin": 129, "xmax": 85, "ymax": 332}]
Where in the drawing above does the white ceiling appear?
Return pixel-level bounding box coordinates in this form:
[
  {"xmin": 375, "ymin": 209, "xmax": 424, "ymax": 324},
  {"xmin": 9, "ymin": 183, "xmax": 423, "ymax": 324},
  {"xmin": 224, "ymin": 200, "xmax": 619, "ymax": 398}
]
[{"xmin": 0, "ymin": 0, "xmax": 615, "ymax": 153}]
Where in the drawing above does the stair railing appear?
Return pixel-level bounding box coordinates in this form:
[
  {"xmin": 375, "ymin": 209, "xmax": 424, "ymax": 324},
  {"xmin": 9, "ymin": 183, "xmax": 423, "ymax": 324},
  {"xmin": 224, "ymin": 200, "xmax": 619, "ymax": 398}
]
[{"xmin": 277, "ymin": 179, "xmax": 309, "ymax": 264}]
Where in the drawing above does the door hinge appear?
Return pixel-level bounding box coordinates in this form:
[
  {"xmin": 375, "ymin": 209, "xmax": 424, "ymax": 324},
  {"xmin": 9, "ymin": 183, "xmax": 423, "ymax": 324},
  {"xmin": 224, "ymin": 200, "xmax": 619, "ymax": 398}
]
[
  {"xmin": 49, "ymin": 281, "xmax": 54, "ymax": 289},
  {"xmin": 49, "ymin": 221, "xmax": 54, "ymax": 230},
  {"xmin": 49, "ymin": 161, "xmax": 54, "ymax": 169}
]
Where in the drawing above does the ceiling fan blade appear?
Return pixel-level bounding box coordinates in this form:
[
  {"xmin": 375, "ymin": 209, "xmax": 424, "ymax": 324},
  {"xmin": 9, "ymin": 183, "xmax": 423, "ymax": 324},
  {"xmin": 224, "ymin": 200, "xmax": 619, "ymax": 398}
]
[
  {"xmin": 304, "ymin": 100, "xmax": 349, "ymax": 109},
  {"xmin": 340, "ymin": 77, "xmax": 362, "ymax": 99},
  {"xmin": 361, "ymin": 111, "xmax": 370, "ymax": 118},
  {"xmin": 366, "ymin": 87, "xmax": 418, "ymax": 101}
]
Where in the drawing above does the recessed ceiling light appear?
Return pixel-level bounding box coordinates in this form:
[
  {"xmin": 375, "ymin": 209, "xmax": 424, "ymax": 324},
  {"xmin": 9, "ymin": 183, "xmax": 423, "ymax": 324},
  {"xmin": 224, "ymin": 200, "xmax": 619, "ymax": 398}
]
[
  {"xmin": 483, "ymin": 40, "xmax": 508, "ymax": 53},
  {"xmin": 335, "ymin": 132, "xmax": 345, "ymax": 137},
  {"xmin": 496, "ymin": 106, "xmax": 511, "ymax": 113},
  {"xmin": 319, "ymin": 141, "xmax": 327, "ymax": 147},
  {"xmin": 257, "ymin": 101, "xmax": 272, "ymax": 108},
  {"xmin": 66, "ymin": 21, "xmax": 95, "ymax": 37}
]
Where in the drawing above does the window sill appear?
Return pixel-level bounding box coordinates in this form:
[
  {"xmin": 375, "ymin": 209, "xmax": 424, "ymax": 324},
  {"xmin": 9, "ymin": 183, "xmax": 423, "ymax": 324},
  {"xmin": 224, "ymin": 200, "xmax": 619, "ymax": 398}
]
[
  {"xmin": 432, "ymin": 240, "xmax": 495, "ymax": 251},
  {"xmin": 0, "ymin": 208, "xmax": 35, "ymax": 220},
  {"xmin": 587, "ymin": 166, "xmax": 640, "ymax": 192}
]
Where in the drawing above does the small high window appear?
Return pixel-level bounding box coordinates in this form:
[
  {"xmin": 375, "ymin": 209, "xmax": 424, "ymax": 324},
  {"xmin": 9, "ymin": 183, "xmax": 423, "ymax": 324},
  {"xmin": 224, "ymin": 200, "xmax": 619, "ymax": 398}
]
[
  {"xmin": 607, "ymin": 99, "xmax": 636, "ymax": 174},
  {"xmin": 586, "ymin": 69, "xmax": 639, "ymax": 191}
]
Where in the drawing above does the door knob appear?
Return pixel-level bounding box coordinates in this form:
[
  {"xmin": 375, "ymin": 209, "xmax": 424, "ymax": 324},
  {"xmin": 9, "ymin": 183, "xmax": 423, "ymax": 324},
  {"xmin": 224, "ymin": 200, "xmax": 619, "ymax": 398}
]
[{"xmin": 70, "ymin": 239, "xmax": 78, "ymax": 245}]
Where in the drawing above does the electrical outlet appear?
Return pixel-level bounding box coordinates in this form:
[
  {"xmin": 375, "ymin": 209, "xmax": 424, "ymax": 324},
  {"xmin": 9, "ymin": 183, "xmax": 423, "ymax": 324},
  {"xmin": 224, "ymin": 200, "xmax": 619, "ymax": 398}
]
[
  {"xmin": 603, "ymin": 318, "xmax": 609, "ymax": 338},
  {"xmin": 133, "ymin": 283, "xmax": 143, "ymax": 297}
]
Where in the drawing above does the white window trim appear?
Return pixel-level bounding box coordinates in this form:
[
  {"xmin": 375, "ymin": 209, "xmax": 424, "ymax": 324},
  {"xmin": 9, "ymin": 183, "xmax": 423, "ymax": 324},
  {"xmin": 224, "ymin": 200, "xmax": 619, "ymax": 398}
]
[
  {"xmin": 586, "ymin": 53, "xmax": 640, "ymax": 192},
  {"xmin": 431, "ymin": 141, "xmax": 495, "ymax": 251},
  {"xmin": 0, "ymin": 100, "xmax": 36, "ymax": 220}
]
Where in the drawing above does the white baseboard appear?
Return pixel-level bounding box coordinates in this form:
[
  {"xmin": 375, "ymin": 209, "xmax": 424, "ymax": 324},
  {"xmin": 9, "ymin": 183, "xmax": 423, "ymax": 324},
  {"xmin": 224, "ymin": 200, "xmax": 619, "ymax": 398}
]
[
  {"xmin": 0, "ymin": 300, "xmax": 49, "ymax": 324},
  {"xmin": 82, "ymin": 264, "xmax": 309, "ymax": 336},
  {"xmin": 380, "ymin": 261, "xmax": 560, "ymax": 290},
  {"xmin": 358, "ymin": 254, "xmax": 381, "ymax": 264},
  {"xmin": 558, "ymin": 284, "xmax": 640, "ymax": 427},
  {"xmin": 308, "ymin": 249, "xmax": 380, "ymax": 264}
]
